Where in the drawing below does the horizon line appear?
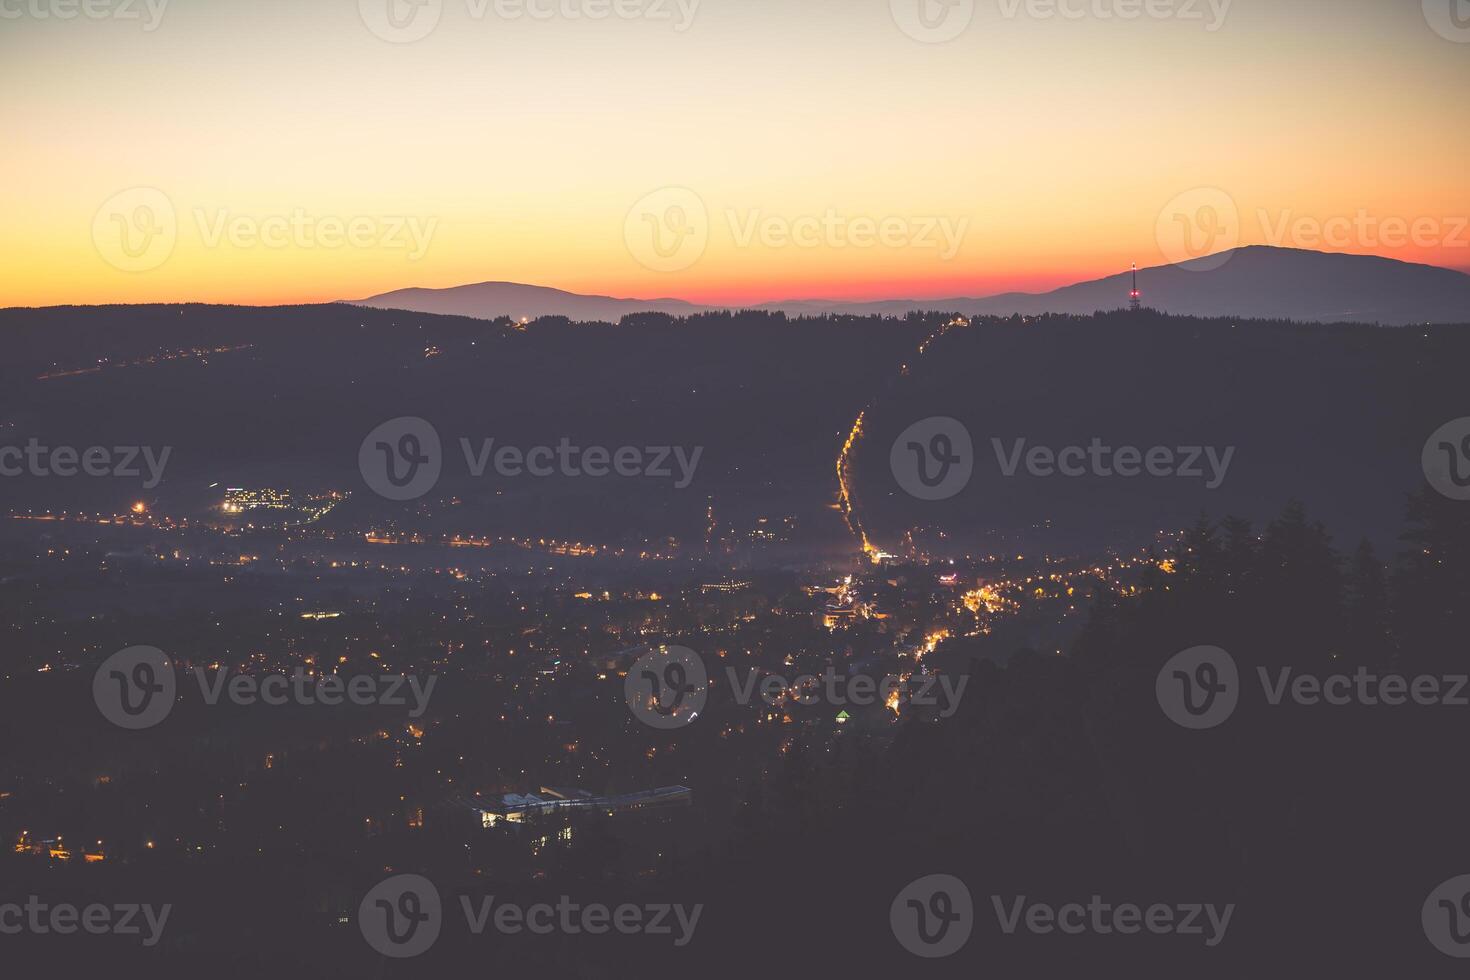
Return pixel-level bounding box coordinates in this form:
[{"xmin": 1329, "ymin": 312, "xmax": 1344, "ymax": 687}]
[{"xmin": 5, "ymin": 246, "xmax": 1469, "ymax": 314}]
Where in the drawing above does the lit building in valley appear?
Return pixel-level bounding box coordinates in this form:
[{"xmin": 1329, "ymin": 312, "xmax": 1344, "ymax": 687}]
[{"xmin": 473, "ymin": 785, "xmax": 692, "ymax": 827}]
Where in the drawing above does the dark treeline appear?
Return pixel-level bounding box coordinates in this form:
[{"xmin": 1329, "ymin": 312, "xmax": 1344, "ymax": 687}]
[{"xmin": 646, "ymin": 490, "xmax": 1470, "ymax": 978}]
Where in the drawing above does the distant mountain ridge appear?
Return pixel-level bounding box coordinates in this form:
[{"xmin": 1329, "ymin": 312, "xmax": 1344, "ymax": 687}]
[
  {"xmin": 348, "ymin": 281, "xmax": 702, "ymax": 323},
  {"xmin": 347, "ymin": 247, "xmax": 1470, "ymax": 326}
]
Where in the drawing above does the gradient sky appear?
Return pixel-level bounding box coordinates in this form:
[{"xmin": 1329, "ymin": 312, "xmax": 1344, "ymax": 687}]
[{"xmin": 2, "ymin": 0, "xmax": 1468, "ymax": 307}]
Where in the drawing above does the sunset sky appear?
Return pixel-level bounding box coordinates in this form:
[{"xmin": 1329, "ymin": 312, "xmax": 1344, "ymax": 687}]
[{"xmin": 2, "ymin": 0, "xmax": 1467, "ymax": 308}]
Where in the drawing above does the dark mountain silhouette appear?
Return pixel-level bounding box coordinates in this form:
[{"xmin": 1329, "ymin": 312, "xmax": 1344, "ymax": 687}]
[
  {"xmin": 347, "ymin": 281, "xmax": 702, "ymax": 323},
  {"xmin": 927, "ymin": 246, "xmax": 1470, "ymax": 324},
  {"xmin": 348, "ymin": 247, "xmax": 1470, "ymax": 325}
]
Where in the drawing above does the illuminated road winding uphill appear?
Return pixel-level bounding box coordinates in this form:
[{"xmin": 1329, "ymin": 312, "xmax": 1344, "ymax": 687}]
[{"xmin": 835, "ymin": 318, "xmax": 969, "ymax": 563}]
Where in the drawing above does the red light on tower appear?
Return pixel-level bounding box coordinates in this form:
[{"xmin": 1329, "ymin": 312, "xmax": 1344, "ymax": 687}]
[{"xmin": 1129, "ymin": 262, "xmax": 1141, "ymax": 311}]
